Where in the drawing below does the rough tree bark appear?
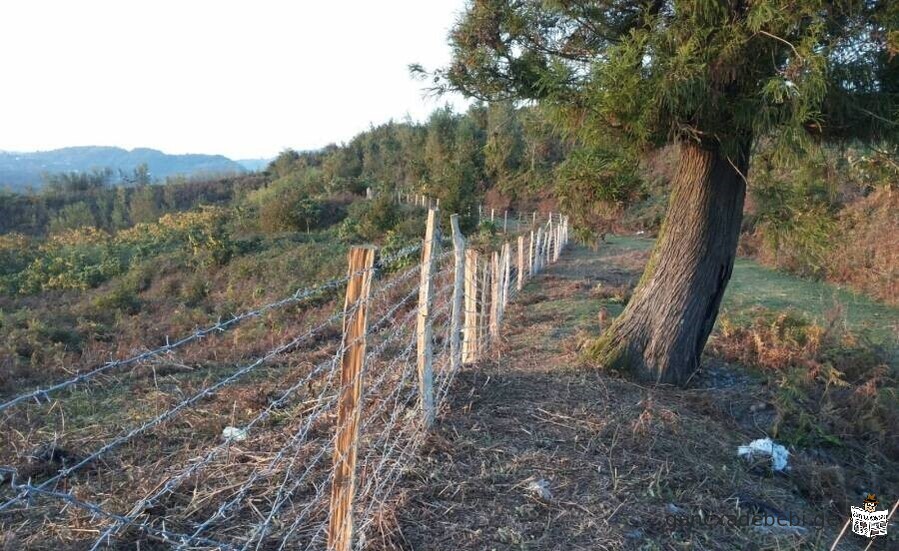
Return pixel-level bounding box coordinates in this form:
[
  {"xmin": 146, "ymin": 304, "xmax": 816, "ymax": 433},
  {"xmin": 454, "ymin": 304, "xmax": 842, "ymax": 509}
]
[{"xmin": 589, "ymin": 140, "xmax": 750, "ymax": 386}]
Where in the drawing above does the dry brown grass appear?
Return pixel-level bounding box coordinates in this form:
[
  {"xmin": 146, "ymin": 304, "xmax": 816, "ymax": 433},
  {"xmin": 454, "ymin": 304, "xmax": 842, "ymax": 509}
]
[{"xmin": 382, "ymin": 244, "xmax": 891, "ymax": 550}]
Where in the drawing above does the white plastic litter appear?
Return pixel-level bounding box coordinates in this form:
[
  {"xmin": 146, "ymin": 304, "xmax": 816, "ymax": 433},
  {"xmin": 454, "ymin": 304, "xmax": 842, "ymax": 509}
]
[
  {"xmin": 525, "ymin": 478, "xmax": 552, "ymax": 500},
  {"xmin": 738, "ymin": 438, "xmax": 789, "ymax": 471},
  {"xmin": 222, "ymin": 426, "xmax": 248, "ymax": 442}
]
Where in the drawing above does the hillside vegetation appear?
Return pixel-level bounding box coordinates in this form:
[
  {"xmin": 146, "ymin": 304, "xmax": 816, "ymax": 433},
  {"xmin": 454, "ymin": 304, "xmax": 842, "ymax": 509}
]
[{"xmin": 1, "ymin": 105, "xmax": 896, "ymax": 399}]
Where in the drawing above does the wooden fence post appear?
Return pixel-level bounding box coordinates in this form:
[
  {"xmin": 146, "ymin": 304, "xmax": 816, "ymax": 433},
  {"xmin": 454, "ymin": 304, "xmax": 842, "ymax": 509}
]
[
  {"xmin": 479, "ymin": 256, "xmax": 489, "ymax": 352},
  {"xmin": 450, "ymin": 214, "xmax": 465, "ymax": 374},
  {"xmin": 556, "ymin": 222, "xmax": 563, "ymax": 261},
  {"xmin": 503, "ymin": 210, "xmax": 508, "ymax": 233},
  {"xmin": 417, "ymin": 208, "xmax": 438, "ymax": 427},
  {"xmin": 528, "ymin": 230, "xmax": 535, "ymax": 276},
  {"xmin": 535, "ymin": 226, "xmax": 544, "ymax": 273},
  {"xmin": 489, "ymin": 251, "xmax": 500, "ymax": 341},
  {"xmin": 491, "ymin": 208, "xmax": 495, "ymax": 222},
  {"xmin": 501, "ymin": 242, "xmax": 511, "ymax": 313},
  {"xmin": 327, "ymin": 246, "xmax": 376, "ymax": 551},
  {"xmin": 517, "ymin": 235, "xmax": 525, "ymax": 291},
  {"xmin": 463, "ymin": 249, "xmax": 479, "ymax": 364},
  {"xmin": 547, "ymin": 219, "xmax": 554, "ymax": 264}
]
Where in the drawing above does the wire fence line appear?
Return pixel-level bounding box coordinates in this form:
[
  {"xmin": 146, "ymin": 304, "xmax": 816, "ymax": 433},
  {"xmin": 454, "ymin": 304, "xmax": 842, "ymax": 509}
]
[
  {"xmin": 0, "ymin": 208, "xmax": 570, "ymax": 550},
  {"xmin": 0, "ymin": 243, "xmax": 424, "ymax": 415},
  {"xmin": 0, "ymin": 256, "xmax": 429, "ymax": 515}
]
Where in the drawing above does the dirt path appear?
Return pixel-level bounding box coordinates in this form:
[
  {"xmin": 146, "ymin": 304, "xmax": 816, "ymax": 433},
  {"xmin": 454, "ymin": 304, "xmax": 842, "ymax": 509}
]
[{"xmin": 378, "ymin": 242, "xmax": 874, "ymax": 551}]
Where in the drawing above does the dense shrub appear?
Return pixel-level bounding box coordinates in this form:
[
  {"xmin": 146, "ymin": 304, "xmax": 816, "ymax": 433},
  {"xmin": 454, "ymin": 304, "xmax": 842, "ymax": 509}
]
[
  {"xmin": 7, "ymin": 208, "xmax": 234, "ymax": 294},
  {"xmin": 338, "ymin": 196, "xmax": 399, "ymax": 242}
]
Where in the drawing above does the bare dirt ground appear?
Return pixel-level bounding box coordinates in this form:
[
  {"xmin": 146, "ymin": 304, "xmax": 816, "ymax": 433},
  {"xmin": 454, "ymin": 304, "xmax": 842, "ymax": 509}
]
[{"xmin": 376, "ymin": 243, "xmax": 891, "ymax": 551}]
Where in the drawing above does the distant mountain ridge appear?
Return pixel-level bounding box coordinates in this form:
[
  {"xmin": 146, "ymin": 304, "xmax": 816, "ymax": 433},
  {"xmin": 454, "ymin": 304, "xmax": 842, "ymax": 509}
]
[{"xmin": 0, "ymin": 146, "xmax": 249, "ymax": 190}]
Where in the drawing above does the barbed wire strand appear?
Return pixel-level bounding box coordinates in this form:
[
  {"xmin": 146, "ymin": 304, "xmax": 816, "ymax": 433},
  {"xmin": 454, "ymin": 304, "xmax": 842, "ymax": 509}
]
[
  {"xmin": 85, "ymin": 265, "xmax": 430, "ymax": 548},
  {"xmin": 3, "ymin": 227, "xmax": 564, "ymax": 549},
  {"xmin": 178, "ymin": 292, "xmax": 427, "ymax": 550},
  {"xmin": 0, "ymin": 243, "xmax": 423, "ymax": 415}
]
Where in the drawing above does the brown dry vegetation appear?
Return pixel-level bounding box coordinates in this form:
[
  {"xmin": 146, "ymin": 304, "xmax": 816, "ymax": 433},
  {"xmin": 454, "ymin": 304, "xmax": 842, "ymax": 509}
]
[
  {"xmin": 379, "ymin": 242, "xmax": 898, "ymax": 551},
  {"xmin": 0, "ymin": 261, "xmax": 437, "ymax": 550}
]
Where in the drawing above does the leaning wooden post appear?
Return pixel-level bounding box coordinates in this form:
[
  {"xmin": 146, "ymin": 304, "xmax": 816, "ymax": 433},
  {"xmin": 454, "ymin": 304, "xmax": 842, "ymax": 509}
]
[
  {"xmin": 463, "ymin": 249, "xmax": 479, "ymax": 364},
  {"xmin": 450, "ymin": 214, "xmax": 465, "ymax": 374},
  {"xmin": 417, "ymin": 208, "xmax": 438, "ymax": 427},
  {"xmin": 503, "ymin": 210, "xmax": 508, "ymax": 233},
  {"xmin": 517, "ymin": 235, "xmax": 525, "ymax": 291},
  {"xmin": 327, "ymin": 246, "xmax": 376, "ymax": 551},
  {"xmin": 489, "ymin": 251, "xmax": 501, "ymax": 341}
]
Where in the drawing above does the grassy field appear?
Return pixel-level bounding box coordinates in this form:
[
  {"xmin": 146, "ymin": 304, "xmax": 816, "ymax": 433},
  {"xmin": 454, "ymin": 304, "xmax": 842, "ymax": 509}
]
[{"xmin": 604, "ymin": 235, "xmax": 899, "ymax": 349}]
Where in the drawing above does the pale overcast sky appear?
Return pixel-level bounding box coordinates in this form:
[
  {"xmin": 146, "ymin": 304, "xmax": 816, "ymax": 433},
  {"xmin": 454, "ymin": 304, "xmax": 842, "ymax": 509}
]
[{"xmin": 0, "ymin": 0, "xmax": 469, "ymax": 159}]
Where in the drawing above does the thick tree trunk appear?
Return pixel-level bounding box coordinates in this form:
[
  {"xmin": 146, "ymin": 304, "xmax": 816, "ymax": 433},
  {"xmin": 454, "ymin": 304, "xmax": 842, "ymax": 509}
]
[{"xmin": 590, "ymin": 141, "xmax": 749, "ymax": 386}]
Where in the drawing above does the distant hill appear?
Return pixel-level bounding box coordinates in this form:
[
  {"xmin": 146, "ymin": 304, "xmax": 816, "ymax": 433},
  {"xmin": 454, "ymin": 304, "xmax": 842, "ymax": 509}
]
[
  {"xmin": 235, "ymin": 158, "xmax": 273, "ymax": 171},
  {"xmin": 0, "ymin": 146, "xmax": 247, "ymax": 191}
]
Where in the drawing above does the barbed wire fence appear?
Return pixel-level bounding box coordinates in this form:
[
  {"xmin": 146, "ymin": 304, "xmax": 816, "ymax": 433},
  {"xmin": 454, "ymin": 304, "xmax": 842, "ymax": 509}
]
[{"xmin": 0, "ymin": 203, "xmax": 570, "ymax": 550}]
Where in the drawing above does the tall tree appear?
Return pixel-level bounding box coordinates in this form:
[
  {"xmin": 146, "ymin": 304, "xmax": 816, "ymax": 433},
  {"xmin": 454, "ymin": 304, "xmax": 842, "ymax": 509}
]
[
  {"xmin": 485, "ymin": 102, "xmax": 526, "ymax": 193},
  {"xmin": 426, "ymin": 0, "xmax": 898, "ymax": 385}
]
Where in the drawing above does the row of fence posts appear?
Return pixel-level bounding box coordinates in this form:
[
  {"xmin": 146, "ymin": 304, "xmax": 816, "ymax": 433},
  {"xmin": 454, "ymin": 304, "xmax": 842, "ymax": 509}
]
[
  {"xmin": 395, "ymin": 190, "xmax": 561, "ymax": 238},
  {"xmin": 328, "ymin": 207, "xmax": 569, "ymax": 551},
  {"xmin": 396, "ymin": 191, "xmax": 440, "ymax": 210}
]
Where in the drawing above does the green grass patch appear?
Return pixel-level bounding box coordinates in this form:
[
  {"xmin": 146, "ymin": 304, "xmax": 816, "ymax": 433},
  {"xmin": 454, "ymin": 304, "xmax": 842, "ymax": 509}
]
[{"xmin": 603, "ymin": 234, "xmax": 899, "ymax": 351}]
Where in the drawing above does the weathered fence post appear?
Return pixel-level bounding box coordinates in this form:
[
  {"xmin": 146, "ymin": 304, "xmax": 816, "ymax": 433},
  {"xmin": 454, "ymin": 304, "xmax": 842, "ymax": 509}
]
[
  {"xmin": 491, "ymin": 208, "xmax": 495, "ymax": 222},
  {"xmin": 501, "ymin": 241, "xmax": 511, "ymax": 313},
  {"xmin": 489, "ymin": 251, "xmax": 501, "ymax": 341},
  {"xmin": 528, "ymin": 230, "xmax": 535, "ymax": 276},
  {"xmin": 503, "ymin": 210, "xmax": 508, "ymax": 233},
  {"xmin": 535, "ymin": 226, "xmax": 544, "ymax": 273},
  {"xmin": 417, "ymin": 208, "xmax": 438, "ymax": 427},
  {"xmin": 463, "ymin": 249, "xmax": 479, "ymax": 364},
  {"xmin": 450, "ymin": 214, "xmax": 465, "ymax": 375},
  {"xmin": 327, "ymin": 246, "xmax": 376, "ymax": 551},
  {"xmin": 556, "ymin": 221, "xmax": 563, "ymax": 261},
  {"xmin": 479, "ymin": 256, "xmax": 489, "ymax": 352},
  {"xmin": 517, "ymin": 235, "xmax": 525, "ymax": 291},
  {"xmin": 547, "ymin": 219, "xmax": 554, "ymax": 264}
]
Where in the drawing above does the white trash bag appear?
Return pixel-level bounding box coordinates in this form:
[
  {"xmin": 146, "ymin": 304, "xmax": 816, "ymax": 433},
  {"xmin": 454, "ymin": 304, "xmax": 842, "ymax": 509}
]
[{"xmin": 737, "ymin": 437, "xmax": 789, "ymax": 472}]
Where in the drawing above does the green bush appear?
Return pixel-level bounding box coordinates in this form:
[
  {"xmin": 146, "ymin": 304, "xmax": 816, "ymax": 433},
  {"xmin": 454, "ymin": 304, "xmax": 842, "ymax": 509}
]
[
  {"xmin": 338, "ymin": 196, "xmax": 399, "ymax": 242},
  {"xmin": 92, "ymin": 284, "xmax": 142, "ymax": 315}
]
